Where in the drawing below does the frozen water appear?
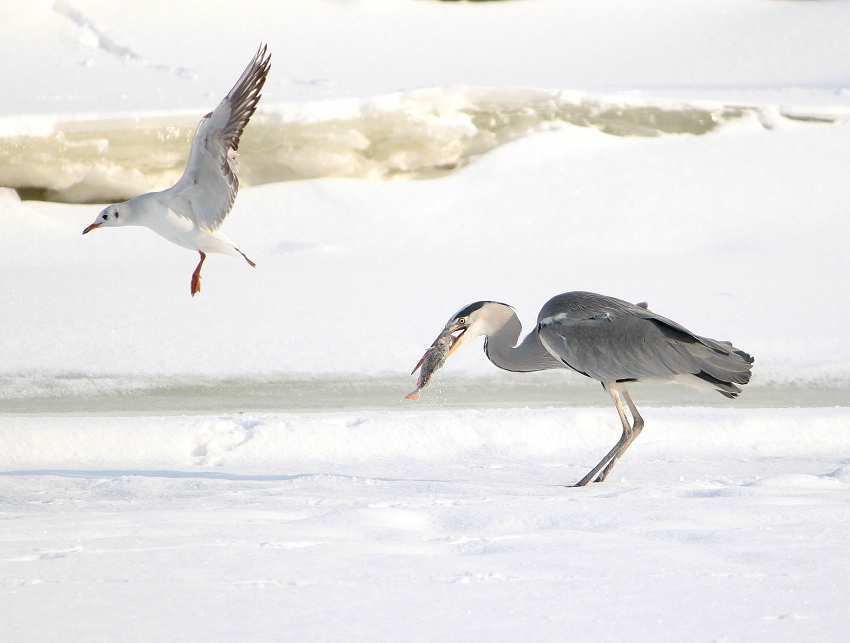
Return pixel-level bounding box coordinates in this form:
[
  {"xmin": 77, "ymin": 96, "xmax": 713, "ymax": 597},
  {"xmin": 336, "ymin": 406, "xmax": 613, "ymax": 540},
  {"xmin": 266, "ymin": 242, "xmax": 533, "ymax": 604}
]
[
  {"xmin": 2, "ymin": 90, "xmax": 766, "ymax": 203},
  {"xmin": 3, "ymin": 87, "xmax": 849, "ymax": 204},
  {"xmin": 1, "ymin": 374, "xmax": 849, "ymax": 416}
]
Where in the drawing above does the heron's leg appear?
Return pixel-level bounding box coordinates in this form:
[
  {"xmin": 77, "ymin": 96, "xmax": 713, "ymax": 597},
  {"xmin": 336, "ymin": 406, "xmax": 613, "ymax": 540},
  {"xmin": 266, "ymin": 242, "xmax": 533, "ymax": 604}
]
[
  {"xmin": 595, "ymin": 388, "xmax": 644, "ymax": 483},
  {"xmin": 573, "ymin": 383, "xmax": 633, "ymax": 487},
  {"xmin": 191, "ymin": 251, "xmax": 206, "ymax": 297}
]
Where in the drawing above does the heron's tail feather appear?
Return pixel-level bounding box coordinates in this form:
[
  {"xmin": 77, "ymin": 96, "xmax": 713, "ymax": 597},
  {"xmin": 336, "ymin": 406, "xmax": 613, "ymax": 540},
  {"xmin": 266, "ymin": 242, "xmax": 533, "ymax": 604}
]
[
  {"xmin": 684, "ymin": 337, "xmax": 754, "ymax": 398},
  {"xmin": 653, "ymin": 321, "xmax": 754, "ymax": 397}
]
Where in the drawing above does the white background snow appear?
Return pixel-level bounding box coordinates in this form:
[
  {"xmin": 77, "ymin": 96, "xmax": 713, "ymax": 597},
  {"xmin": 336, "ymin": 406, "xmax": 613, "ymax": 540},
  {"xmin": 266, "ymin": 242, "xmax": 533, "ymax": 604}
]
[{"xmin": 2, "ymin": 1, "xmax": 850, "ymax": 641}]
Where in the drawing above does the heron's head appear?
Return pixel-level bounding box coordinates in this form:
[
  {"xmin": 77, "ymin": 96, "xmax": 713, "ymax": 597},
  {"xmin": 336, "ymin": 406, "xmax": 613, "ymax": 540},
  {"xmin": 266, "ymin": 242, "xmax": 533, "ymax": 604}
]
[
  {"xmin": 408, "ymin": 300, "xmax": 516, "ymax": 382},
  {"xmin": 83, "ymin": 203, "xmax": 129, "ymax": 234},
  {"xmin": 439, "ymin": 300, "xmax": 515, "ymax": 359}
]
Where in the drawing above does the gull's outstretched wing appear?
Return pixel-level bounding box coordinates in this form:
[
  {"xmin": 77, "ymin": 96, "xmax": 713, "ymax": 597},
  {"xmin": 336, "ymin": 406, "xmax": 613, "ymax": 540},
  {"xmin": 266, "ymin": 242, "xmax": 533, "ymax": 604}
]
[{"xmin": 168, "ymin": 44, "xmax": 271, "ymax": 232}]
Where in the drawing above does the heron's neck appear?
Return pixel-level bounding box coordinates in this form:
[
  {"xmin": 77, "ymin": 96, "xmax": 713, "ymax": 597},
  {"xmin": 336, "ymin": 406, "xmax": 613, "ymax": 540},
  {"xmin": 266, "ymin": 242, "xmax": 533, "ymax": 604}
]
[{"xmin": 484, "ymin": 312, "xmax": 563, "ymax": 373}]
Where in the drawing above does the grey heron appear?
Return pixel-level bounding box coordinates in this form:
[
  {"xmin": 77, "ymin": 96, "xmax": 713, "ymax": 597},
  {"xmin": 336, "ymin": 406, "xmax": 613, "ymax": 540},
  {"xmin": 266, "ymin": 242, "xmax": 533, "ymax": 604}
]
[
  {"xmin": 411, "ymin": 292, "xmax": 754, "ymax": 486},
  {"xmin": 83, "ymin": 45, "xmax": 271, "ymax": 296}
]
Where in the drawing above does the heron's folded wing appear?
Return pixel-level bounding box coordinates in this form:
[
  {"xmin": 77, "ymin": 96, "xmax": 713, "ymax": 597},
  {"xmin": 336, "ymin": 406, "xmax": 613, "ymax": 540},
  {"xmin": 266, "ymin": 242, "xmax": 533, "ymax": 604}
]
[
  {"xmin": 538, "ymin": 311, "xmax": 699, "ymax": 382},
  {"xmin": 169, "ymin": 45, "xmax": 271, "ymax": 232},
  {"xmin": 630, "ymin": 308, "xmax": 737, "ymax": 355}
]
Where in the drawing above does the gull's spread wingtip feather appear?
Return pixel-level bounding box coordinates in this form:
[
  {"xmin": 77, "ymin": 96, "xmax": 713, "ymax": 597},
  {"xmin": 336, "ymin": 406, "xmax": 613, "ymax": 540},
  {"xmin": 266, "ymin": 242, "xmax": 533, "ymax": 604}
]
[{"xmin": 169, "ymin": 45, "xmax": 272, "ymax": 234}]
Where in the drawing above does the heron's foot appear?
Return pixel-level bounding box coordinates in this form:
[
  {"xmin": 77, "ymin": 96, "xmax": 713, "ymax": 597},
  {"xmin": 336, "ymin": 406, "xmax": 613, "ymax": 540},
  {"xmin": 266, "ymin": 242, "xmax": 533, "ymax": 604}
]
[
  {"xmin": 571, "ymin": 467, "xmax": 612, "ymax": 486},
  {"xmin": 571, "ymin": 469, "xmax": 604, "ymax": 487},
  {"xmin": 593, "ymin": 463, "xmax": 616, "ymax": 483},
  {"xmin": 570, "ymin": 441, "xmax": 626, "ymax": 487}
]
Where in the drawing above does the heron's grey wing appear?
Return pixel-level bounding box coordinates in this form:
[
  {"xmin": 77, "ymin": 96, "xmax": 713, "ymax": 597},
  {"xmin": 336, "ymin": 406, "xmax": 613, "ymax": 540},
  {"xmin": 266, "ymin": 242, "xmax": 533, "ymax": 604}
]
[
  {"xmin": 610, "ymin": 296, "xmax": 755, "ymax": 377},
  {"xmin": 537, "ymin": 291, "xmax": 753, "ymax": 394},
  {"xmin": 538, "ymin": 291, "xmax": 744, "ymax": 357},
  {"xmin": 538, "ymin": 311, "xmax": 698, "ymax": 382},
  {"xmin": 169, "ymin": 44, "xmax": 271, "ymax": 232},
  {"xmin": 630, "ymin": 307, "xmax": 737, "ymax": 355}
]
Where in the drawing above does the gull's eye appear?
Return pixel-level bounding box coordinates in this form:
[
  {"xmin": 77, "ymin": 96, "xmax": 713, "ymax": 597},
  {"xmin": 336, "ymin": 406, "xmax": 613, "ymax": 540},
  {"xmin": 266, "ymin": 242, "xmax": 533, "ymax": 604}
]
[{"xmin": 102, "ymin": 214, "xmax": 108, "ymax": 220}]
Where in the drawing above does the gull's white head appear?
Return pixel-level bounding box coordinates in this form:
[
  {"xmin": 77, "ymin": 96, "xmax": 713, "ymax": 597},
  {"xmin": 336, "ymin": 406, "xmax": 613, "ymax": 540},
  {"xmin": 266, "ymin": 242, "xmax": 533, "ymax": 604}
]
[{"xmin": 83, "ymin": 203, "xmax": 131, "ymax": 235}]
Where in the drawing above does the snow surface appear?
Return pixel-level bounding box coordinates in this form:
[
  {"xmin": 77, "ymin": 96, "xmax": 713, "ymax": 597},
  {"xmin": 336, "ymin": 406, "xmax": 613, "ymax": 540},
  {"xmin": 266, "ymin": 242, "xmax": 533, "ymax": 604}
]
[
  {"xmin": 3, "ymin": 1, "xmax": 850, "ymax": 641},
  {"xmin": 3, "ymin": 408, "xmax": 850, "ymax": 641}
]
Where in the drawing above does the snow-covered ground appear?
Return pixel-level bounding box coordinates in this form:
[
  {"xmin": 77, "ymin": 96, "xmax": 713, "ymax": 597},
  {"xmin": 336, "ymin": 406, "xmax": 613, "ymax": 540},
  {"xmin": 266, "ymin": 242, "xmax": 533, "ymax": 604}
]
[
  {"xmin": 3, "ymin": 1, "xmax": 850, "ymax": 641},
  {"xmin": 3, "ymin": 408, "xmax": 850, "ymax": 641}
]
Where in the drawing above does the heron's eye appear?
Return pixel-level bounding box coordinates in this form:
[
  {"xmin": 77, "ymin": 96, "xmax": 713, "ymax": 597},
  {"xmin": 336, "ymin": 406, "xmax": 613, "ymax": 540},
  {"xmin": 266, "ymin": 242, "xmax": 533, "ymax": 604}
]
[{"xmin": 458, "ymin": 318, "xmax": 466, "ymax": 325}]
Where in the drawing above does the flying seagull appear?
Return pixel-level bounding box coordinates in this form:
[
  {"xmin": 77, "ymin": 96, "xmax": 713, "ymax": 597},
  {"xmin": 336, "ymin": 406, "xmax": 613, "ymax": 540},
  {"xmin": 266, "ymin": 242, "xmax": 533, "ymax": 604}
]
[
  {"xmin": 83, "ymin": 44, "xmax": 272, "ymax": 296},
  {"xmin": 408, "ymin": 291, "xmax": 754, "ymax": 486}
]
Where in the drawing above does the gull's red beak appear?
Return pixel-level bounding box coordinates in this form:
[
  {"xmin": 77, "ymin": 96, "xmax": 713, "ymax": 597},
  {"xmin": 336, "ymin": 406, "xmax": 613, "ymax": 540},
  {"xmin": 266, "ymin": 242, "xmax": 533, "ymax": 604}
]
[{"xmin": 82, "ymin": 222, "xmax": 102, "ymax": 235}]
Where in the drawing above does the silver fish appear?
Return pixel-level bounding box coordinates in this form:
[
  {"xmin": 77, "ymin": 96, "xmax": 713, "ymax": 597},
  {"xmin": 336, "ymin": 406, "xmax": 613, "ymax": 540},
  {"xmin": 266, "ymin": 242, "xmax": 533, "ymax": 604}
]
[{"xmin": 404, "ymin": 331, "xmax": 456, "ymax": 400}]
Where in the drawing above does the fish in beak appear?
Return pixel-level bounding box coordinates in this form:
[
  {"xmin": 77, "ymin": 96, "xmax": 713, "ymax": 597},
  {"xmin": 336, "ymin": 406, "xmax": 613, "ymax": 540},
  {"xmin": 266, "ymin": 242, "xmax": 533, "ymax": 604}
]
[
  {"xmin": 410, "ymin": 326, "xmax": 466, "ymax": 375},
  {"xmin": 405, "ymin": 325, "xmax": 466, "ymax": 400}
]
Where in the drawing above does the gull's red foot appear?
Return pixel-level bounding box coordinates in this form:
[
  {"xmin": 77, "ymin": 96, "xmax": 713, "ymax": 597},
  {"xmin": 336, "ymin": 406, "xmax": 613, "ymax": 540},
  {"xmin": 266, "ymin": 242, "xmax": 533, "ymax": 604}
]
[{"xmin": 191, "ymin": 251, "xmax": 206, "ymax": 297}]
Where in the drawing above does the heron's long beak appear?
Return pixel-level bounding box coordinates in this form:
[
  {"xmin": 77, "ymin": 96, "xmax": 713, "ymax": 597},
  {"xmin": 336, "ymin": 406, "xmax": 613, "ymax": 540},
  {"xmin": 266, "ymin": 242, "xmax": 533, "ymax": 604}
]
[
  {"xmin": 82, "ymin": 222, "xmax": 102, "ymax": 235},
  {"xmin": 445, "ymin": 328, "xmax": 466, "ymax": 359}
]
